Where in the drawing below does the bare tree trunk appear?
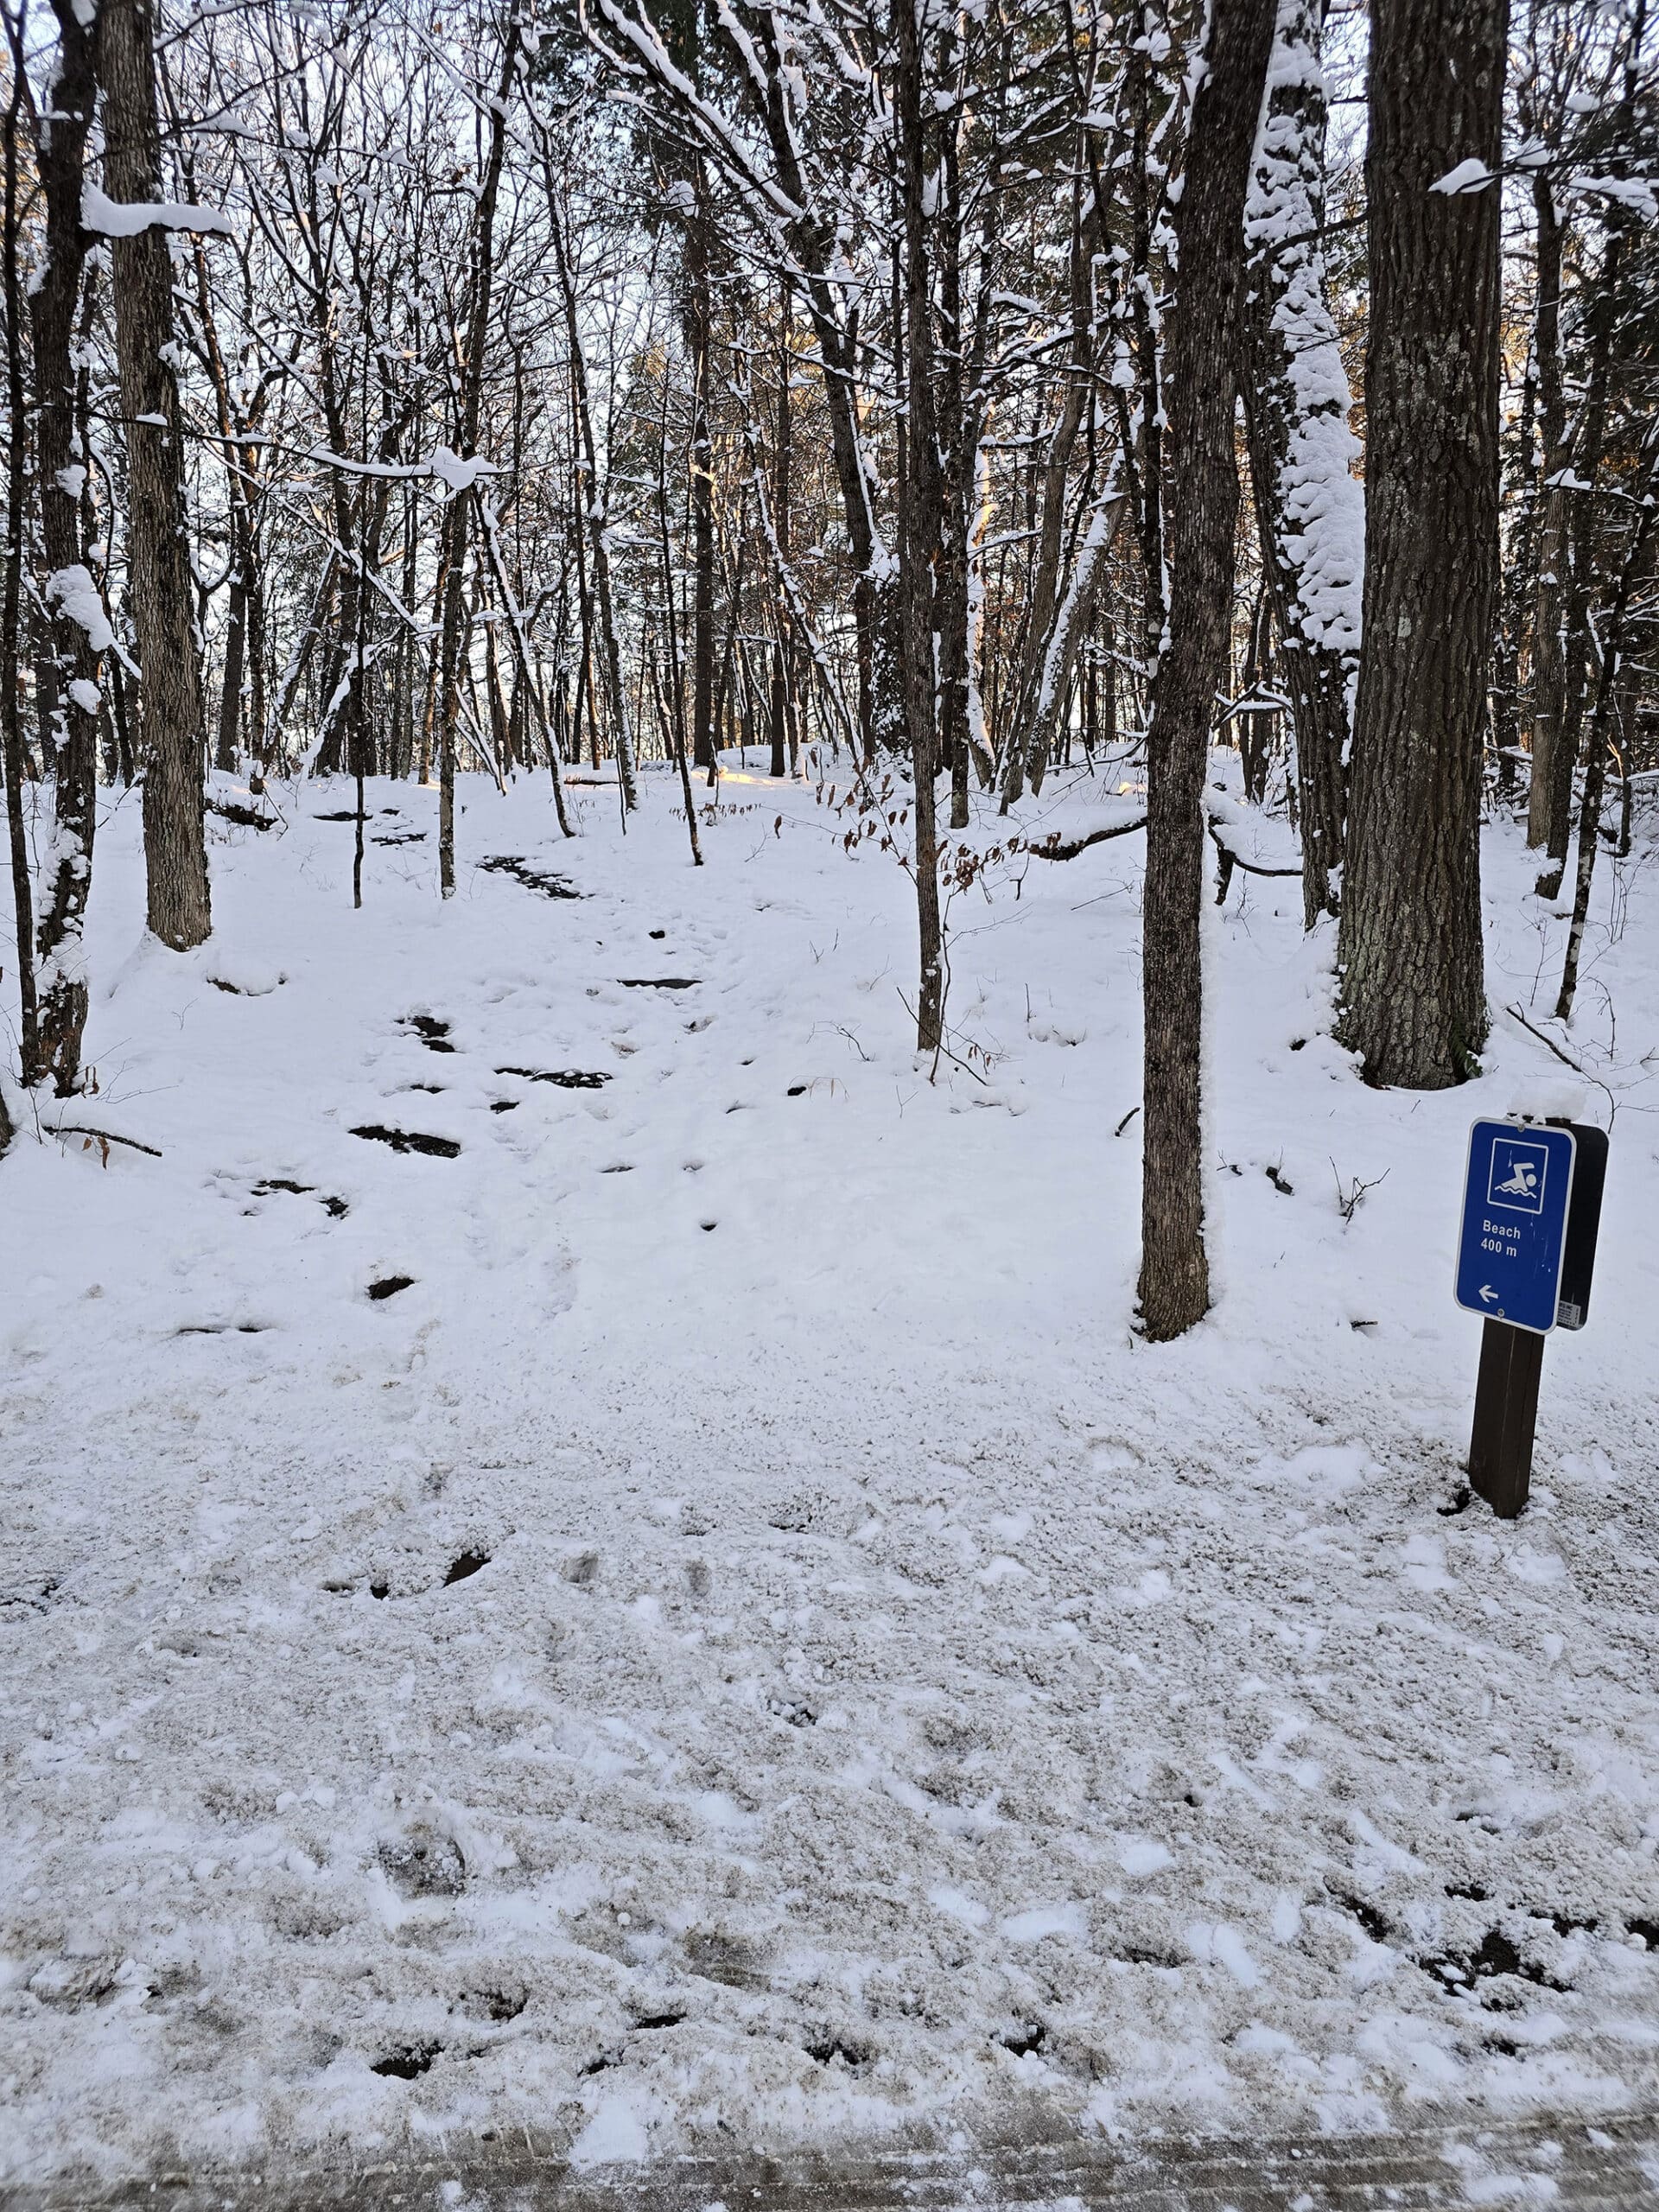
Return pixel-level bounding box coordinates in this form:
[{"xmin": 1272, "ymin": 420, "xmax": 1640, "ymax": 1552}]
[
  {"xmin": 437, "ymin": 26, "xmax": 518, "ymax": 891},
  {"xmin": 30, "ymin": 0, "xmax": 103, "ymax": 1090},
  {"xmin": 2, "ymin": 41, "xmax": 39, "ymax": 1100},
  {"xmin": 1138, "ymin": 0, "xmax": 1275, "ymax": 1342},
  {"xmin": 686, "ymin": 167, "xmax": 717, "ymax": 772},
  {"xmin": 937, "ymin": 55, "xmax": 972, "ymax": 830},
  {"xmin": 540, "ymin": 124, "xmax": 639, "ymax": 810},
  {"xmin": 1526, "ymin": 175, "xmax": 1567, "ymax": 852},
  {"xmin": 1128, "ymin": 43, "xmax": 1166, "ymax": 690},
  {"xmin": 189, "ymin": 238, "xmax": 264, "ymax": 782},
  {"xmin": 895, "ymin": 0, "xmax": 944, "ymax": 1056},
  {"xmin": 1000, "ymin": 166, "xmax": 1103, "ymax": 807},
  {"xmin": 1556, "ymin": 449, "xmax": 1656, "ymax": 1021},
  {"xmin": 1535, "ymin": 221, "xmax": 1622, "ymax": 902},
  {"xmin": 99, "ymin": 0, "xmax": 211, "ymax": 950},
  {"xmin": 1336, "ymin": 0, "xmax": 1503, "ymax": 1088},
  {"xmin": 770, "ymin": 280, "xmax": 792, "ymax": 783},
  {"xmin": 476, "ymin": 499, "xmax": 574, "ymax": 834},
  {"xmin": 657, "ymin": 372, "xmax": 703, "ymax": 865}
]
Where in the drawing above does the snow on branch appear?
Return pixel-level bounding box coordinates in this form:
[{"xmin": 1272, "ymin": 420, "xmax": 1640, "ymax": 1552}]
[{"xmin": 81, "ymin": 182, "xmax": 233, "ymax": 237}]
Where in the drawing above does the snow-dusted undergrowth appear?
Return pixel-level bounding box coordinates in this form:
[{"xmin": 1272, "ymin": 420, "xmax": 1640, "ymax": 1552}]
[{"xmin": 2, "ymin": 758, "xmax": 1656, "ymax": 2185}]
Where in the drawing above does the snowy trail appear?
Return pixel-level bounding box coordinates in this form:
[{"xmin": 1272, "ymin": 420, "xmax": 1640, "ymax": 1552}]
[
  {"xmin": 2, "ymin": 763, "xmax": 1656, "ymax": 2190},
  {"xmin": 3, "ymin": 2108, "xmax": 1657, "ymax": 2210}
]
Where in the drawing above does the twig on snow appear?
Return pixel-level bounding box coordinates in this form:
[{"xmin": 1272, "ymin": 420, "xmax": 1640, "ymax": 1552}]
[{"xmin": 48, "ymin": 1122, "xmax": 163, "ymax": 1160}]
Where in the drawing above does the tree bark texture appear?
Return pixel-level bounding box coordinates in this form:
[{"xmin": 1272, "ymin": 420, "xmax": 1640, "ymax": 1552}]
[
  {"xmin": 895, "ymin": 0, "xmax": 944, "ymax": 1056},
  {"xmin": 1138, "ymin": 0, "xmax": 1275, "ymax": 1341},
  {"xmin": 1525, "ymin": 176, "xmax": 1567, "ymax": 852},
  {"xmin": 3, "ymin": 49, "xmax": 38, "ymax": 1093},
  {"xmin": 30, "ymin": 1, "xmax": 102, "ymax": 1088},
  {"xmin": 1336, "ymin": 0, "xmax": 1504, "ymax": 1088},
  {"xmin": 99, "ymin": 0, "xmax": 212, "ymax": 950}
]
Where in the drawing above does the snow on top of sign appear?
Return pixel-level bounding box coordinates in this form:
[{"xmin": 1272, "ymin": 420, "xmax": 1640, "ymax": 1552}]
[{"xmin": 1504, "ymin": 1078, "xmax": 1590, "ymax": 1126}]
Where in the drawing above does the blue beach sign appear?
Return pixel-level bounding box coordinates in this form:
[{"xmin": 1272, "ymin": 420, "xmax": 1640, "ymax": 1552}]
[{"xmin": 1454, "ymin": 1120, "xmax": 1578, "ymax": 1336}]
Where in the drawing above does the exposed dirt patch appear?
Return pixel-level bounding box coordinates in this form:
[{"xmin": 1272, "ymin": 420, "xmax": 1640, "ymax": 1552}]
[
  {"xmin": 804, "ymin": 2031, "xmax": 874, "ymax": 2069},
  {"xmin": 350, "ymin": 1125, "xmax": 460, "ymax": 1158},
  {"xmin": 367, "ymin": 1275, "xmax": 415, "ymax": 1301},
  {"xmin": 400, "ymin": 1014, "xmax": 454, "ymax": 1053},
  {"xmin": 1419, "ymin": 1928, "xmax": 1568, "ymax": 1995},
  {"xmin": 479, "ymin": 855, "xmax": 581, "ymax": 899},
  {"xmin": 370, "ymin": 2042, "xmax": 442, "ymax": 2080},
  {"xmin": 494, "ymin": 1065, "xmax": 609, "ymax": 1089}
]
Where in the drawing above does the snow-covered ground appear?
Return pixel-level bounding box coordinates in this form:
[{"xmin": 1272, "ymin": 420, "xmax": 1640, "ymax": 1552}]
[{"xmin": 3, "ymin": 754, "xmax": 1656, "ymax": 2189}]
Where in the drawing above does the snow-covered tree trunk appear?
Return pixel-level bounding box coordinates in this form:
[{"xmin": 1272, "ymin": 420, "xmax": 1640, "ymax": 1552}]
[
  {"xmin": 31, "ymin": 0, "xmax": 103, "ymax": 1090},
  {"xmin": 99, "ymin": 0, "xmax": 212, "ymax": 950},
  {"xmin": 1242, "ymin": 0, "xmax": 1362, "ymax": 930},
  {"xmin": 1139, "ymin": 0, "xmax": 1276, "ymax": 1342},
  {"xmin": 1336, "ymin": 0, "xmax": 1503, "ymax": 1088}
]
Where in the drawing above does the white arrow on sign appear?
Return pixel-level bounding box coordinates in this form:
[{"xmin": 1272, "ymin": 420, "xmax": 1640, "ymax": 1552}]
[{"xmin": 1479, "ymin": 1286, "xmax": 1499, "ymax": 1305}]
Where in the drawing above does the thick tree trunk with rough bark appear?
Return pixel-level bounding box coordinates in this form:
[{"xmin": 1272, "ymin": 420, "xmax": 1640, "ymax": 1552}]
[
  {"xmin": 99, "ymin": 0, "xmax": 212, "ymax": 950},
  {"xmin": 31, "ymin": 1, "xmax": 102, "ymax": 1089},
  {"xmin": 1336, "ymin": 0, "xmax": 1504, "ymax": 1089},
  {"xmin": 1242, "ymin": 0, "xmax": 1361, "ymax": 930},
  {"xmin": 1138, "ymin": 0, "xmax": 1275, "ymax": 1341}
]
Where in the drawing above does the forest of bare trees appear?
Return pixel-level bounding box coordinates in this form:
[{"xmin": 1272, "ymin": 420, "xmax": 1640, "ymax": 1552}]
[{"xmin": 1, "ymin": 0, "xmax": 1656, "ymax": 1338}]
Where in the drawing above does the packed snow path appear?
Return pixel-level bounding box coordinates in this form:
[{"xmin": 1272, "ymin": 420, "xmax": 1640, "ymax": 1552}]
[
  {"xmin": 3, "ymin": 761, "xmax": 1656, "ymax": 2191},
  {"xmin": 3, "ymin": 2110, "xmax": 1658, "ymax": 2210}
]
